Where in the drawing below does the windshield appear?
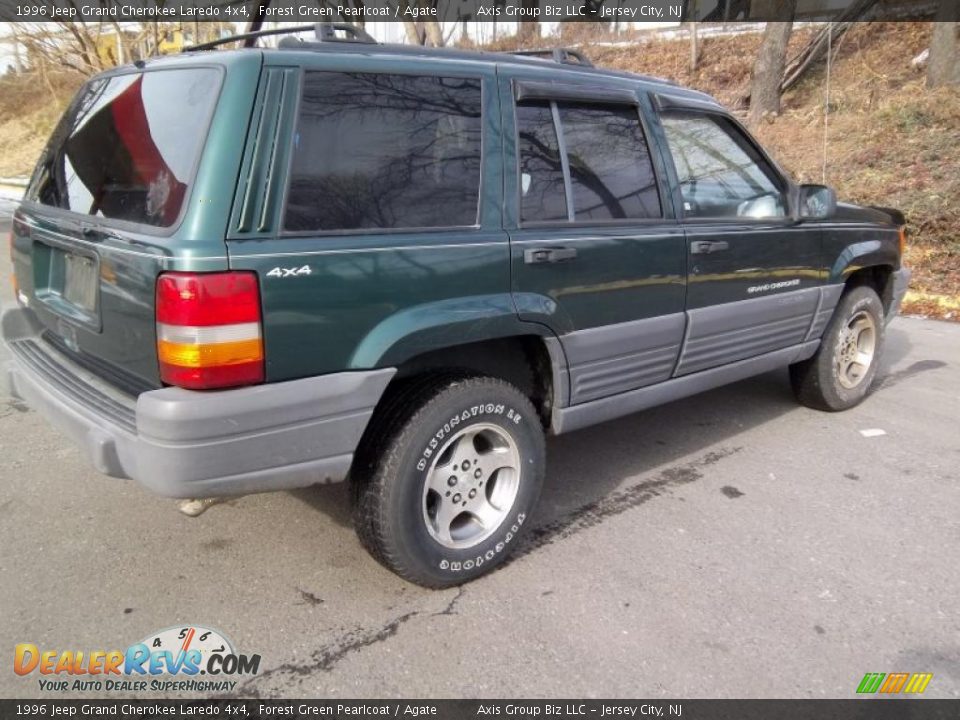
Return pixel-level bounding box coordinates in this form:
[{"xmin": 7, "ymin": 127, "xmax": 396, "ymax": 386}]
[{"xmin": 26, "ymin": 67, "xmax": 221, "ymax": 229}]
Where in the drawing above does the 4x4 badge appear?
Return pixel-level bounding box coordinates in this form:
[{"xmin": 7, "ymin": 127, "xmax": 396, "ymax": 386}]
[{"xmin": 266, "ymin": 265, "xmax": 312, "ymax": 278}]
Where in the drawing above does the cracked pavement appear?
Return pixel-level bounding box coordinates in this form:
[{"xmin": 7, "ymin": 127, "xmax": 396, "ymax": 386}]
[{"xmin": 1, "ymin": 205, "xmax": 959, "ymax": 698}]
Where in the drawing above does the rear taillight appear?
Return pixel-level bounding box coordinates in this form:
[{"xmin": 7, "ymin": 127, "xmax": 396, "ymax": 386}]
[
  {"xmin": 155, "ymin": 271, "xmax": 264, "ymax": 390},
  {"xmin": 898, "ymin": 225, "xmax": 907, "ymax": 257}
]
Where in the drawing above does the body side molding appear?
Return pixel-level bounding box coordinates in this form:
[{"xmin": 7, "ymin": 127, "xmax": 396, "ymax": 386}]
[
  {"xmin": 805, "ymin": 284, "xmax": 845, "ymax": 341},
  {"xmin": 676, "ymin": 287, "xmax": 820, "ymax": 376},
  {"xmin": 552, "ymin": 340, "xmax": 820, "ymax": 435},
  {"xmin": 559, "ymin": 313, "xmax": 686, "ymax": 404}
]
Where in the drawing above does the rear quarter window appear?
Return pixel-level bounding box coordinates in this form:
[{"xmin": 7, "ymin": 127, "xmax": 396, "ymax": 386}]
[
  {"xmin": 26, "ymin": 67, "xmax": 221, "ymax": 228},
  {"xmin": 284, "ymin": 72, "xmax": 483, "ymax": 233}
]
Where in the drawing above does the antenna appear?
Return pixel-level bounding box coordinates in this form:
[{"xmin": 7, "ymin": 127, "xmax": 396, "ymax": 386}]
[{"xmin": 823, "ymin": 22, "xmax": 832, "ymax": 185}]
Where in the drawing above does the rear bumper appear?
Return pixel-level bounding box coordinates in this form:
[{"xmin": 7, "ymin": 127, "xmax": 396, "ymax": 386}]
[
  {"xmin": 2, "ymin": 308, "xmax": 394, "ymax": 498},
  {"xmin": 887, "ymin": 267, "xmax": 911, "ymax": 324}
]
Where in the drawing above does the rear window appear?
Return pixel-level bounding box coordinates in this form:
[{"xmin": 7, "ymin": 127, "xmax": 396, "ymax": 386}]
[
  {"xmin": 26, "ymin": 68, "xmax": 221, "ymax": 228},
  {"xmin": 284, "ymin": 72, "xmax": 482, "ymax": 233}
]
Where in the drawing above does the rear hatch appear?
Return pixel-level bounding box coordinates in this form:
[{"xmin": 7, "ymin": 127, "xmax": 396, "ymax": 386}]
[{"xmin": 10, "ymin": 54, "xmax": 261, "ymax": 392}]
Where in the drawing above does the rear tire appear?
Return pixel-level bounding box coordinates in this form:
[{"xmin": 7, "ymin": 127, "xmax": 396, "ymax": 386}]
[
  {"xmin": 790, "ymin": 285, "xmax": 885, "ymax": 411},
  {"xmin": 352, "ymin": 376, "xmax": 545, "ymax": 588}
]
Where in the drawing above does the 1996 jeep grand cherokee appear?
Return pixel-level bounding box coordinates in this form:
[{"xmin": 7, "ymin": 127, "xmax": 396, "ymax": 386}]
[{"xmin": 2, "ymin": 27, "xmax": 909, "ymax": 587}]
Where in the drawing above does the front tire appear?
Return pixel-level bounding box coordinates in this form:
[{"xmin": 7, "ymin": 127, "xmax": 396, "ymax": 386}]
[
  {"xmin": 352, "ymin": 376, "xmax": 545, "ymax": 588},
  {"xmin": 790, "ymin": 285, "xmax": 885, "ymax": 411}
]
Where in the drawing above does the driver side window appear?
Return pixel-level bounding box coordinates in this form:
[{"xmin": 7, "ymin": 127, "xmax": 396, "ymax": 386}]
[{"xmin": 660, "ymin": 111, "xmax": 786, "ymax": 220}]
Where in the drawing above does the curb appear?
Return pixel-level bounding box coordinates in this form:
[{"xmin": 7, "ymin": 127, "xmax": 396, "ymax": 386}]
[{"xmin": 0, "ymin": 178, "xmax": 27, "ymax": 202}]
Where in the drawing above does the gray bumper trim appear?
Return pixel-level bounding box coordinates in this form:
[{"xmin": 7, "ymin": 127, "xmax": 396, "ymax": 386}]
[{"xmin": 3, "ymin": 308, "xmax": 395, "ymax": 498}]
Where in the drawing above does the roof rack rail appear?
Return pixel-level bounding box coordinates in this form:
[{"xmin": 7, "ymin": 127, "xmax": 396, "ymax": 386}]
[
  {"xmin": 185, "ymin": 22, "xmax": 376, "ymax": 52},
  {"xmin": 506, "ymin": 48, "xmax": 593, "ymax": 67}
]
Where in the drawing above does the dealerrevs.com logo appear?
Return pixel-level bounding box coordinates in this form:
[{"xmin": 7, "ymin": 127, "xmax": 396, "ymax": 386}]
[{"xmin": 14, "ymin": 625, "xmax": 260, "ymax": 694}]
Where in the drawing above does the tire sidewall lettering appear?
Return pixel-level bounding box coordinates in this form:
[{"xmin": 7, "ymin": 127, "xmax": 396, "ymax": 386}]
[
  {"xmin": 386, "ymin": 380, "xmax": 545, "ymax": 586},
  {"xmin": 412, "ymin": 398, "xmax": 531, "ymax": 573},
  {"xmin": 417, "ymin": 404, "xmax": 523, "ymax": 472},
  {"xmin": 436, "ymin": 514, "xmax": 527, "ymax": 573}
]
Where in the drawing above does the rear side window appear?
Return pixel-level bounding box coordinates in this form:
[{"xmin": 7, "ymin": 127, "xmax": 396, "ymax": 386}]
[
  {"xmin": 285, "ymin": 72, "xmax": 482, "ymax": 232},
  {"xmin": 27, "ymin": 68, "xmax": 221, "ymax": 228},
  {"xmin": 517, "ymin": 99, "xmax": 661, "ymax": 224}
]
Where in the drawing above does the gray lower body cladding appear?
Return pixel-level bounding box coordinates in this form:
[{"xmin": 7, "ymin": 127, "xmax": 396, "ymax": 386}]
[
  {"xmin": 549, "ymin": 285, "xmax": 856, "ymax": 434},
  {"xmin": 805, "ymin": 284, "xmax": 845, "ymax": 341},
  {"xmin": 561, "ymin": 313, "xmax": 685, "ymax": 404},
  {"xmin": 553, "ymin": 340, "xmax": 820, "ymax": 435},
  {"xmin": 677, "ymin": 287, "xmax": 828, "ymax": 376},
  {"xmin": 2, "ymin": 308, "xmax": 394, "ymax": 498}
]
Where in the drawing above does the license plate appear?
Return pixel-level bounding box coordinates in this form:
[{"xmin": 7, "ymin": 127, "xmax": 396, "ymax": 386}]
[{"xmin": 63, "ymin": 253, "xmax": 97, "ymax": 313}]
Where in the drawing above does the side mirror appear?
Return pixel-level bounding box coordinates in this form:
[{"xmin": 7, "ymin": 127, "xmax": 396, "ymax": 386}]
[{"xmin": 799, "ymin": 184, "xmax": 837, "ymax": 219}]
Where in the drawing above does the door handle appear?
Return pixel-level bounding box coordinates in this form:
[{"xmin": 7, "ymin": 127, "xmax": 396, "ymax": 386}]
[
  {"xmin": 524, "ymin": 247, "xmax": 578, "ymax": 264},
  {"xmin": 690, "ymin": 240, "xmax": 730, "ymax": 255}
]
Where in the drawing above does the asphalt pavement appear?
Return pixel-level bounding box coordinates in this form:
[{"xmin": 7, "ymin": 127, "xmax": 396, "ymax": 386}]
[{"xmin": 0, "ymin": 202, "xmax": 958, "ymax": 699}]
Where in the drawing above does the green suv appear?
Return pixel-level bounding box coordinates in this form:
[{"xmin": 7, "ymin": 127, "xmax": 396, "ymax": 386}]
[{"xmin": 2, "ymin": 27, "xmax": 910, "ymax": 587}]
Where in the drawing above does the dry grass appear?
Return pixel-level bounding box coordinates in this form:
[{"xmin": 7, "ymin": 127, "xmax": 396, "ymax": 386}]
[{"xmin": 0, "ymin": 70, "xmax": 84, "ymax": 178}]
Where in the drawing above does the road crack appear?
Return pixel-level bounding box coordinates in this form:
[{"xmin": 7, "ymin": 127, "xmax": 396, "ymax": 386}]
[
  {"xmin": 512, "ymin": 446, "xmax": 742, "ymax": 560},
  {"xmin": 433, "ymin": 586, "xmax": 465, "ymax": 617},
  {"xmin": 232, "ymin": 611, "xmax": 419, "ymax": 698}
]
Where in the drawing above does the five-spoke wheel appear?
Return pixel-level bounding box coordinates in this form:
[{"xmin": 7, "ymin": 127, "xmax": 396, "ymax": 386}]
[
  {"xmin": 791, "ymin": 285, "xmax": 885, "ymax": 411},
  {"xmin": 423, "ymin": 424, "xmax": 521, "ymax": 549},
  {"xmin": 835, "ymin": 310, "xmax": 877, "ymax": 389},
  {"xmin": 353, "ymin": 376, "xmax": 545, "ymax": 588}
]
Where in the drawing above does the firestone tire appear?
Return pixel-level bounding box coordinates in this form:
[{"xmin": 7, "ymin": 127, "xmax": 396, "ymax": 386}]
[
  {"xmin": 790, "ymin": 285, "xmax": 885, "ymax": 412},
  {"xmin": 352, "ymin": 376, "xmax": 545, "ymax": 588}
]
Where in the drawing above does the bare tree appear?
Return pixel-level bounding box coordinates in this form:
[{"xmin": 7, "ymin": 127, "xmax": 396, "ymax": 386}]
[
  {"xmin": 10, "ymin": 20, "xmax": 229, "ymax": 77},
  {"xmin": 11, "ymin": 22, "xmax": 108, "ymax": 76},
  {"xmin": 689, "ymin": 22, "xmax": 700, "ymax": 72},
  {"xmin": 402, "ymin": 20, "xmax": 445, "ymax": 47},
  {"xmin": 423, "ymin": 20, "xmax": 444, "ymax": 46},
  {"xmin": 778, "ymin": 0, "xmax": 877, "ymax": 95},
  {"xmin": 517, "ymin": 0, "xmax": 540, "ymax": 47},
  {"xmin": 928, "ymin": 0, "xmax": 959, "ymax": 88},
  {"xmin": 402, "ymin": 20, "xmax": 425, "ymax": 45},
  {"xmin": 401, "ymin": 0, "xmax": 445, "ymax": 47},
  {"xmin": 748, "ymin": 14, "xmax": 795, "ymax": 126}
]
